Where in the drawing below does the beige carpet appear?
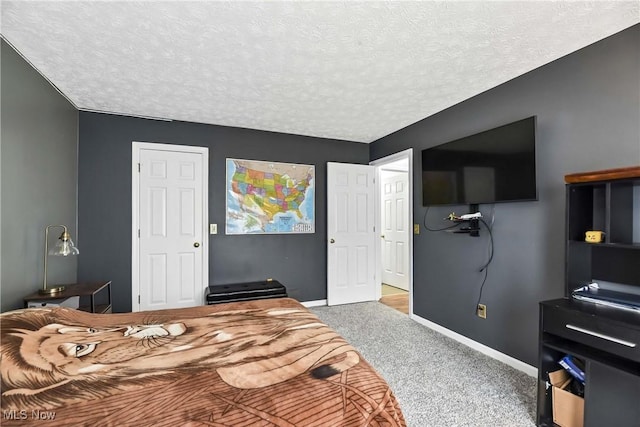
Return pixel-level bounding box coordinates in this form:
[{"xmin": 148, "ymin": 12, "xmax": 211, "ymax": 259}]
[{"xmin": 310, "ymin": 302, "xmax": 537, "ymax": 427}]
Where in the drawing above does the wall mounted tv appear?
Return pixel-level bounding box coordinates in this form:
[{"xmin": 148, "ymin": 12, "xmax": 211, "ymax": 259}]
[{"xmin": 422, "ymin": 116, "xmax": 537, "ymax": 206}]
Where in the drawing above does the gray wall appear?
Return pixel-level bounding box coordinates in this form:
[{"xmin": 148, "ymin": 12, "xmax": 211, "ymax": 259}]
[
  {"xmin": 370, "ymin": 25, "xmax": 640, "ymax": 366},
  {"xmin": 1, "ymin": 40, "xmax": 78, "ymax": 311},
  {"xmin": 78, "ymin": 113, "xmax": 368, "ymax": 312}
]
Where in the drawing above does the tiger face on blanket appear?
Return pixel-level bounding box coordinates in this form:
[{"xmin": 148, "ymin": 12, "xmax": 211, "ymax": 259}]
[{"xmin": 0, "ymin": 303, "xmax": 359, "ymax": 409}]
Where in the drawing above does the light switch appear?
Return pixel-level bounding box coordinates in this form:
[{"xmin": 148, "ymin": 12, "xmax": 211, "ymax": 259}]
[
  {"xmin": 413, "ymin": 224, "xmax": 420, "ymax": 235},
  {"xmin": 210, "ymin": 224, "xmax": 217, "ymax": 234}
]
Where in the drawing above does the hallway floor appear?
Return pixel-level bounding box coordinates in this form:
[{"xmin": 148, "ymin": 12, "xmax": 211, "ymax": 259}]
[{"xmin": 379, "ymin": 284, "xmax": 409, "ymax": 314}]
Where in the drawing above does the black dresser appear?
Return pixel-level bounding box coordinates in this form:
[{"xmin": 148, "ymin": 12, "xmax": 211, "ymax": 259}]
[{"xmin": 537, "ymin": 298, "xmax": 640, "ymax": 426}]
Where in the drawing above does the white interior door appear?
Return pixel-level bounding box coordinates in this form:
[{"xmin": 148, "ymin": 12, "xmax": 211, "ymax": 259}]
[
  {"xmin": 133, "ymin": 142, "xmax": 208, "ymax": 311},
  {"xmin": 381, "ymin": 172, "xmax": 409, "ymax": 290},
  {"xmin": 327, "ymin": 162, "xmax": 376, "ymax": 306}
]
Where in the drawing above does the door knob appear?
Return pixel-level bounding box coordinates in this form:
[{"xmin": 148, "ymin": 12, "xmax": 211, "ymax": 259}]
[
  {"xmin": 194, "ymin": 242, "xmax": 200, "ymax": 248},
  {"xmin": 381, "ymin": 235, "xmax": 385, "ymax": 239},
  {"xmin": 330, "ymin": 238, "xmax": 335, "ymax": 244}
]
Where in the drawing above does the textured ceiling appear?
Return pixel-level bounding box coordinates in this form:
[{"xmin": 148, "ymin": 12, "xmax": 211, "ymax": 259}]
[{"xmin": 1, "ymin": 1, "xmax": 638, "ymax": 143}]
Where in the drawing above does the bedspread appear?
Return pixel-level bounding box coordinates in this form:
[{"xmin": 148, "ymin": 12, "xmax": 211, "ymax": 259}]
[{"xmin": 1, "ymin": 298, "xmax": 405, "ymax": 426}]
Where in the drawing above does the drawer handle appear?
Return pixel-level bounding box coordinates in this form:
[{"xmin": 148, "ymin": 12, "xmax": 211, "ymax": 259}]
[{"xmin": 566, "ymin": 324, "xmax": 637, "ymax": 348}]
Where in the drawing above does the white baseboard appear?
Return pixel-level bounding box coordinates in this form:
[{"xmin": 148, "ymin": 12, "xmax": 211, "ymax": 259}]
[
  {"xmin": 410, "ymin": 313, "xmax": 538, "ymax": 378},
  {"xmin": 301, "ymin": 299, "xmax": 327, "ymax": 308}
]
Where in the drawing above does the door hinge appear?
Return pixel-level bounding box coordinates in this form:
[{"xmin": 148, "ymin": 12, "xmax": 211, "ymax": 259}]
[
  {"xmin": 138, "ymin": 163, "xmax": 141, "ymax": 172},
  {"xmin": 138, "ymin": 295, "xmax": 140, "ymax": 304},
  {"xmin": 138, "ymin": 229, "xmax": 140, "ymax": 238}
]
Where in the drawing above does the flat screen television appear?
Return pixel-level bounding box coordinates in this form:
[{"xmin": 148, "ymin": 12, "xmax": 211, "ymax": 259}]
[{"xmin": 422, "ymin": 116, "xmax": 537, "ymax": 206}]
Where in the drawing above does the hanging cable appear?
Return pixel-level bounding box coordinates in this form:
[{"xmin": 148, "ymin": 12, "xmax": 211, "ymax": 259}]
[
  {"xmin": 478, "ymin": 218, "xmax": 494, "ymax": 272},
  {"xmin": 421, "ymin": 204, "xmax": 496, "ymax": 313},
  {"xmin": 475, "ymin": 210, "xmax": 495, "ymax": 312},
  {"xmin": 475, "ymin": 267, "xmax": 489, "ymax": 313}
]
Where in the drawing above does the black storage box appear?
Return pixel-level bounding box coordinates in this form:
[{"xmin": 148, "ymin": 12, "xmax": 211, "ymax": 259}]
[{"xmin": 206, "ymin": 280, "xmax": 287, "ymax": 305}]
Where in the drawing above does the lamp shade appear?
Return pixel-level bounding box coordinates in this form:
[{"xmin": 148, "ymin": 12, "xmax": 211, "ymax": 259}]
[
  {"xmin": 49, "ymin": 233, "xmax": 80, "ymax": 256},
  {"xmin": 41, "ymin": 226, "xmax": 79, "ymax": 294}
]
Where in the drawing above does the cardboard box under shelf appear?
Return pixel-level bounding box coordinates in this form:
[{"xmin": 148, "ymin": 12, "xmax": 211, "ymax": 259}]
[{"xmin": 549, "ymin": 369, "xmax": 584, "ymax": 427}]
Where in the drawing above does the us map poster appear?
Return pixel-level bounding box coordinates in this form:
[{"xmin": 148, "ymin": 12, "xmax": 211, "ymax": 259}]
[{"xmin": 226, "ymin": 159, "xmax": 315, "ymax": 234}]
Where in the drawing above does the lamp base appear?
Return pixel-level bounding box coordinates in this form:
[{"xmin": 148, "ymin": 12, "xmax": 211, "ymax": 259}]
[{"xmin": 39, "ymin": 285, "xmax": 66, "ymax": 295}]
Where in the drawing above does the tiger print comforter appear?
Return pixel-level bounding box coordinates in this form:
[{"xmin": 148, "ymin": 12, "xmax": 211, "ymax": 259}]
[{"xmin": 1, "ymin": 297, "xmax": 405, "ymax": 426}]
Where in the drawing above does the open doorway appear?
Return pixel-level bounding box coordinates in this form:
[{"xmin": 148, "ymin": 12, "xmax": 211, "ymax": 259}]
[{"xmin": 371, "ymin": 149, "xmax": 413, "ymax": 316}]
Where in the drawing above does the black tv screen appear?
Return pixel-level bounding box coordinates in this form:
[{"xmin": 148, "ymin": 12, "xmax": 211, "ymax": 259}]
[{"xmin": 422, "ymin": 116, "xmax": 537, "ymax": 206}]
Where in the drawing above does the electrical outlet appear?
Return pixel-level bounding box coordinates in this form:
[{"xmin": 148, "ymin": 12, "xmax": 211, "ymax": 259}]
[
  {"xmin": 477, "ymin": 304, "xmax": 487, "ymax": 319},
  {"xmin": 209, "ymin": 224, "xmax": 217, "ymax": 234}
]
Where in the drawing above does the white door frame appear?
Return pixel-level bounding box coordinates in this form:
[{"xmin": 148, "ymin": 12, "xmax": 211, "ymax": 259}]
[
  {"xmin": 370, "ymin": 149, "xmax": 413, "ymax": 316},
  {"xmin": 131, "ymin": 141, "xmax": 209, "ymax": 312}
]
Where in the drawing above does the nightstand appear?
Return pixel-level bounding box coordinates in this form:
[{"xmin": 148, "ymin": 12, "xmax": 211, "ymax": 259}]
[{"xmin": 24, "ymin": 281, "xmax": 112, "ymax": 313}]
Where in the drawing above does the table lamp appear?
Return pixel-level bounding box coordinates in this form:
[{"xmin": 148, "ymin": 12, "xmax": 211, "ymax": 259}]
[{"xmin": 41, "ymin": 224, "xmax": 79, "ymax": 294}]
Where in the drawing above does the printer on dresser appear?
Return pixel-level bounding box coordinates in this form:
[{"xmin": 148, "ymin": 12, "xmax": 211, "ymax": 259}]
[{"xmin": 537, "ymin": 166, "xmax": 640, "ymax": 427}]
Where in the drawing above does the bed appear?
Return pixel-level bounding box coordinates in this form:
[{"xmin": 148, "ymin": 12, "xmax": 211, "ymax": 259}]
[{"xmin": 1, "ymin": 297, "xmax": 405, "ymax": 426}]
